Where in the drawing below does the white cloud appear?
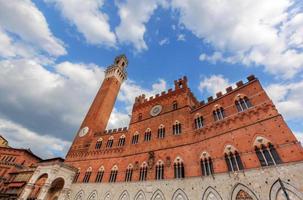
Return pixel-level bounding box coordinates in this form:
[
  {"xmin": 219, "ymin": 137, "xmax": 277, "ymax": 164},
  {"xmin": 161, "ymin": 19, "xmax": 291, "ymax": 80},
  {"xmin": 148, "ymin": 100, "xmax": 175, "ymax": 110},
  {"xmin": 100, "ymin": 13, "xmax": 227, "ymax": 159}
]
[
  {"xmin": 171, "ymin": 0, "xmax": 303, "ymax": 79},
  {"xmin": 115, "ymin": 0, "xmax": 167, "ymax": 51},
  {"xmin": 159, "ymin": 38, "xmax": 169, "ymax": 46},
  {"xmin": 198, "ymin": 75, "xmax": 232, "ymax": 96},
  {"xmin": 0, "ymin": 0, "xmax": 66, "ymax": 57},
  {"xmin": 46, "ymin": 0, "xmax": 116, "ymax": 47},
  {"xmin": 177, "ymin": 34, "xmax": 186, "ymax": 41},
  {"xmin": 0, "ymin": 117, "xmax": 70, "ymax": 159}
]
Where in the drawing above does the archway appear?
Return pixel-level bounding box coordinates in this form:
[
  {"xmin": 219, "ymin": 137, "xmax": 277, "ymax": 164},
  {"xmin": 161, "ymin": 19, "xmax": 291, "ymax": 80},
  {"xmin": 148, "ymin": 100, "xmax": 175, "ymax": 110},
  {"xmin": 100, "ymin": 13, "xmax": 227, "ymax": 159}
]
[
  {"xmin": 28, "ymin": 173, "xmax": 48, "ymax": 200},
  {"xmin": 46, "ymin": 177, "xmax": 65, "ymax": 200}
]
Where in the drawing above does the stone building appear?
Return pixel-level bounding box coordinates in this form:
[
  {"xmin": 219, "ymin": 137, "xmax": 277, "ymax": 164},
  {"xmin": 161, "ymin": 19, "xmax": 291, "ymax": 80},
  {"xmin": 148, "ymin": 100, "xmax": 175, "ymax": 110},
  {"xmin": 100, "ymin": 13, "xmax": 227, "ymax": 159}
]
[{"xmin": 18, "ymin": 55, "xmax": 303, "ymax": 200}]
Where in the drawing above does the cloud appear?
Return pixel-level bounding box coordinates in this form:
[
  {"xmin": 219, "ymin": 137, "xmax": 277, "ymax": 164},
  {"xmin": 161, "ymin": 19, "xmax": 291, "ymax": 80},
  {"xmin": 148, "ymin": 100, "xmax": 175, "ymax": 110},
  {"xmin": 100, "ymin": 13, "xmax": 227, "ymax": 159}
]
[
  {"xmin": 198, "ymin": 75, "xmax": 232, "ymax": 96},
  {"xmin": 0, "ymin": 0, "xmax": 66, "ymax": 57},
  {"xmin": 171, "ymin": 0, "xmax": 303, "ymax": 79},
  {"xmin": 0, "ymin": 117, "xmax": 70, "ymax": 159},
  {"xmin": 115, "ymin": 0, "xmax": 167, "ymax": 51},
  {"xmin": 46, "ymin": 0, "xmax": 116, "ymax": 47},
  {"xmin": 177, "ymin": 34, "xmax": 186, "ymax": 41},
  {"xmin": 159, "ymin": 38, "xmax": 169, "ymax": 46}
]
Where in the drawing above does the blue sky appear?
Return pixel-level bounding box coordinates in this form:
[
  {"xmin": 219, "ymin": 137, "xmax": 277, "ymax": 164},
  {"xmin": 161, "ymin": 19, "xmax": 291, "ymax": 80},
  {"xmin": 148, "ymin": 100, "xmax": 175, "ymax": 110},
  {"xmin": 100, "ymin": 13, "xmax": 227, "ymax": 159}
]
[{"xmin": 0, "ymin": 0, "xmax": 302, "ymax": 158}]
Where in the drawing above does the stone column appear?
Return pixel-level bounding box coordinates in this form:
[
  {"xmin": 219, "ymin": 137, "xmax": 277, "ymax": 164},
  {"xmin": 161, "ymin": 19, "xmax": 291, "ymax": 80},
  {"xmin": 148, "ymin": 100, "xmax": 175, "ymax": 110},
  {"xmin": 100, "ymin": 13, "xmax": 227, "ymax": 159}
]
[
  {"xmin": 18, "ymin": 183, "xmax": 34, "ymax": 200},
  {"xmin": 37, "ymin": 183, "xmax": 51, "ymax": 200}
]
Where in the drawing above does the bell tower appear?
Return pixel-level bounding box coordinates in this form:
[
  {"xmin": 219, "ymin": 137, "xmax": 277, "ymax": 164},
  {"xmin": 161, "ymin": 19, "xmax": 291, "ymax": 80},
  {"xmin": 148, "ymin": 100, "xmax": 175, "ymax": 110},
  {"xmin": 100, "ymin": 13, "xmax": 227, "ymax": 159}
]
[{"xmin": 67, "ymin": 55, "xmax": 128, "ymax": 154}]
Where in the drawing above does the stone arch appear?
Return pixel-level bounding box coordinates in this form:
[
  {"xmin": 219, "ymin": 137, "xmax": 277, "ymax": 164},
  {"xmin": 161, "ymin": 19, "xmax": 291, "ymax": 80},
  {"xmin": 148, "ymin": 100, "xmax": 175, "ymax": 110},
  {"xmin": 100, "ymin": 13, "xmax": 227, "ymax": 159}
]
[
  {"xmin": 253, "ymin": 136, "xmax": 271, "ymax": 148},
  {"xmin": 74, "ymin": 190, "xmax": 85, "ymax": 200},
  {"xmin": 231, "ymin": 183, "xmax": 258, "ymax": 200},
  {"xmin": 87, "ymin": 190, "xmax": 98, "ymax": 200},
  {"xmin": 172, "ymin": 189, "xmax": 189, "ymax": 200},
  {"xmin": 151, "ymin": 189, "xmax": 166, "ymax": 200},
  {"xmin": 202, "ymin": 187, "xmax": 222, "ymax": 200},
  {"xmin": 104, "ymin": 191, "xmax": 112, "ymax": 200},
  {"xmin": 134, "ymin": 190, "xmax": 146, "ymax": 200},
  {"xmin": 28, "ymin": 173, "xmax": 48, "ymax": 199},
  {"xmin": 270, "ymin": 179, "xmax": 303, "ymax": 200},
  {"xmin": 118, "ymin": 190, "xmax": 130, "ymax": 200},
  {"xmin": 46, "ymin": 177, "xmax": 65, "ymax": 200}
]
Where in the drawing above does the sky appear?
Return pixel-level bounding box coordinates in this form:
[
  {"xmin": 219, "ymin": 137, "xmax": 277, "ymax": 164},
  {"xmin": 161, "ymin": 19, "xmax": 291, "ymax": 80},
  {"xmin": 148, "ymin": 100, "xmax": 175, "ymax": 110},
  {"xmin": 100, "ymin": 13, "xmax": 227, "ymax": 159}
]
[{"xmin": 0, "ymin": 0, "xmax": 302, "ymax": 159}]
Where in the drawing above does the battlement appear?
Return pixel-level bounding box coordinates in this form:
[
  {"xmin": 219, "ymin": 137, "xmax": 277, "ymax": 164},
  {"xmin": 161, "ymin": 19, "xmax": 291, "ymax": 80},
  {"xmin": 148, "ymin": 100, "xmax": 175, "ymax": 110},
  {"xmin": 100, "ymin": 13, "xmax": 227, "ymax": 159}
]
[
  {"xmin": 103, "ymin": 127, "xmax": 128, "ymax": 134},
  {"xmin": 134, "ymin": 76, "xmax": 191, "ymax": 107},
  {"xmin": 197, "ymin": 74, "xmax": 257, "ymax": 108}
]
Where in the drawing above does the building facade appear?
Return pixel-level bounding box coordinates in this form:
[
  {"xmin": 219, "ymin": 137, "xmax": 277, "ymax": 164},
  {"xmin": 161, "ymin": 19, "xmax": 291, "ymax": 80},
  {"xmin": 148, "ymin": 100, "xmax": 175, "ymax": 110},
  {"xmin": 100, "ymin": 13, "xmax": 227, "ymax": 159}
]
[{"xmin": 19, "ymin": 55, "xmax": 303, "ymax": 200}]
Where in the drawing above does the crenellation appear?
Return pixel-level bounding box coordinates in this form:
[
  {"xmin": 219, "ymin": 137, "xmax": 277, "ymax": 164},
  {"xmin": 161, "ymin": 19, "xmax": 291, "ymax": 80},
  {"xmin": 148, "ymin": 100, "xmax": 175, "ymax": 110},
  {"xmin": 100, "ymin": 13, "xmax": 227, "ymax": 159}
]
[
  {"xmin": 247, "ymin": 74, "xmax": 256, "ymax": 82},
  {"xmin": 216, "ymin": 92, "xmax": 223, "ymax": 98},
  {"xmin": 208, "ymin": 96, "xmax": 214, "ymax": 102},
  {"xmin": 226, "ymin": 86, "xmax": 233, "ymax": 93},
  {"xmin": 236, "ymin": 80, "xmax": 244, "ymax": 87}
]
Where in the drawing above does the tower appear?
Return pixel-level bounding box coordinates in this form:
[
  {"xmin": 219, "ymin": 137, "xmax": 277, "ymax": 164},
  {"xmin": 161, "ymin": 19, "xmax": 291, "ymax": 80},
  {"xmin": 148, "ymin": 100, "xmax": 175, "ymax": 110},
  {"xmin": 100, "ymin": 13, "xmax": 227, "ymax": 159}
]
[{"xmin": 67, "ymin": 55, "xmax": 128, "ymax": 154}]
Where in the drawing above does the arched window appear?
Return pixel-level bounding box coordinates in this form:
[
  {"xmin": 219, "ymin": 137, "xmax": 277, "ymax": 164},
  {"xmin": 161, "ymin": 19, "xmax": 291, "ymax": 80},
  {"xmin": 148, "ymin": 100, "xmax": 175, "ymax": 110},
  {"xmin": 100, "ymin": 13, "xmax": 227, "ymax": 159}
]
[
  {"xmin": 200, "ymin": 152, "xmax": 214, "ymax": 176},
  {"xmin": 144, "ymin": 128, "xmax": 152, "ymax": 141},
  {"xmin": 132, "ymin": 132, "xmax": 139, "ymax": 144},
  {"xmin": 109, "ymin": 165, "xmax": 118, "ymax": 183},
  {"xmin": 235, "ymin": 96, "xmax": 252, "ymax": 112},
  {"xmin": 195, "ymin": 114, "xmax": 204, "ymax": 129},
  {"xmin": 224, "ymin": 145, "xmax": 244, "ymax": 172},
  {"xmin": 138, "ymin": 113, "xmax": 142, "ymax": 121},
  {"xmin": 118, "ymin": 135, "xmax": 126, "ymax": 147},
  {"xmin": 125, "ymin": 164, "xmax": 133, "ymax": 182},
  {"xmin": 73, "ymin": 168, "xmax": 80, "ymax": 183},
  {"xmin": 158, "ymin": 125, "xmax": 165, "ymax": 138},
  {"xmin": 95, "ymin": 166, "xmax": 104, "ymax": 183},
  {"xmin": 173, "ymin": 101, "xmax": 178, "ymax": 110},
  {"xmin": 95, "ymin": 138, "xmax": 103, "ymax": 149},
  {"xmin": 106, "ymin": 136, "xmax": 114, "ymax": 148},
  {"xmin": 173, "ymin": 121, "xmax": 182, "ymax": 135},
  {"xmin": 139, "ymin": 162, "xmax": 148, "ymax": 181},
  {"xmin": 213, "ymin": 106, "xmax": 225, "ymax": 121},
  {"xmin": 155, "ymin": 160, "xmax": 164, "ymax": 180},
  {"xmin": 254, "ymin": 137, "xmax": 282, "ymax": 166},
  {"xmin": 174, "ymin": 157, "xmax": 185, "ymax": 179},
  {"xmin": 83, "ymin": 167, "xmax": 92, "ymax": 183}
]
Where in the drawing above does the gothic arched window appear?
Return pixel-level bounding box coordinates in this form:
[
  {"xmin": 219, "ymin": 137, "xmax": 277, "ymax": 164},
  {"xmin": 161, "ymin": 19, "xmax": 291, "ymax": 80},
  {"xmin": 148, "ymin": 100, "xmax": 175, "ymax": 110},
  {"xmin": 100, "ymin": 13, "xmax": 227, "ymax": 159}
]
[
  {"xmin": 224, "ymin": 145, "xmax": 244, "ymax": 172},
  {"xmin": 144, "ymin": 128, "xmax": 152, "ymax": 141},
  {"xmin": 173, "ymin": 101, "xmax": 178, "ymax": 110},
  {"xmin": 194, "ymin": 114, "xmax": 204, "ymax": 129},
  {"xmin": 132, "ymin": 132, "xmax": 139, "ymax": 144},
  {"xmin": 106, "ymin": 136, "xmax": 114, "ymax": 148},
  {"xmin": 118, "ymin": 135, "xmax": 126, "ymax": 147},
  {"xmin": 95, "ymin": 138, "xmax": 103, "ymax": 149},
  {"xmin": 174, "ymin": 157, "xmax": 185, "ymax": 179},
  {"xmin": 109, "ymin": 165, "xmax": 118, "ymax": 183},
  {"xmin": 254, "ymin": 136, "xmax": 282, "ymax": 166},
  {"xmin": 158, "ymin": 125, "xmax": 165, "ymax": 138},
  {"xmin": 213, "ymin": 106, "xmax": 225, "ymax": 121},
  {"xmin": 173, "ymin": 121, "xmax": 182, "ymax": 135},
  {"xmin": 155, "ymin": 160, "xmax": 164, "ymax": 180},
  {"xmin": 139, "ymin": 162, "xmax": 148, "ymax": 181},
  {"xmin": 235, "ymin": 96, "xmax": 252, "ymax": 112},
  {"xmin": 125, "ymin": 164, "xmax": 133, "ymax": 182},
  {"xmin": 95, "ymin": 166, "xmax": 104, "ymax": 183},
  {"xmin": 200, "ymin": 152, "xmax": 214, "ymax": 176},
  {"xmin": 83, "ymin": 167, "xmax": 92, "ymax": 183},
  {"xmin": 73, "ymin": 168, "xmax": 80, "ymax": 183}
]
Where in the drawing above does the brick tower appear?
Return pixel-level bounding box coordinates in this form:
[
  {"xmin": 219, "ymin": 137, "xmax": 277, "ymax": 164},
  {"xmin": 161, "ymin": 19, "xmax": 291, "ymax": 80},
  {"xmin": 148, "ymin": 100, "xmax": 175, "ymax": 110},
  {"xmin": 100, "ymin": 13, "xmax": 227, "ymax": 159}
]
[{"xmin": 66, "ymin": 55, "xmax": 128, "ymax": 157}]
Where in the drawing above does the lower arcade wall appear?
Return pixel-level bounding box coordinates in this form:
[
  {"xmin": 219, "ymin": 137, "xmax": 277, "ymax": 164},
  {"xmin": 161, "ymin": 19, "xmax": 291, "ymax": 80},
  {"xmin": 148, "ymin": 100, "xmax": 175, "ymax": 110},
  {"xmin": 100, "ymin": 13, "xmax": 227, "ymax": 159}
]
[{"xmin": 69, "ymin": 162, "xmax": 303, "ymax": 200}]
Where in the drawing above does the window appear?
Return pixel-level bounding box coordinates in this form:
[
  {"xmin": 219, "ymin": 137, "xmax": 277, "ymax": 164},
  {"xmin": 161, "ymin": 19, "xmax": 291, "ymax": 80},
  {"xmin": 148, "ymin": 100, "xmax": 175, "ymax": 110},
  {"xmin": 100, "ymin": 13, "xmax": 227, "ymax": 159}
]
[
  {"xmin": 132, "ymin": 132, "xmax": 139, "ymax": 144},
  {"xmin": 95, "ymin": 167, "xmax": 104, "ymax": 183},
  {"xmin": 139, "ymin": 162, "xmax": 148, "ymax": 181},
  {"xmin": 106, "ymin": 136, "xmax": 114, "ymax": 148},
  {"xmin": 200, "ymin": 152, "xmax": 214, "ymax": 176},
  {"xmin": 73, "ymin": 170, "xmax": 80, "ymax": 183},
  {"xmin": 109, "ymin": 166, "xmax": 118, "ymax": 183},
  {"xmin": 95, "ymin": 138, "xmax": 103, "ymax": 149},
  {"xmin": 213, "ymin": 107, "xmax": 225, "ymax": 121},
  {"xmin": 173, "ymin": 121, "xmax": 182, "ymax": 135},
  {"xmin": 172, "ymin": 101, "xmax": 178, "ymax": 110},
  {"xmin": 83, "ymin": 167, "xmax": 92, "ymax": 183},
  {"xmin": 144, "ymin": 129, "xmax": 152, "ymax": 141},
  {"xmin": 118, "ymin": 135, "xmax": 126, "ymax": 147},
  {"xmin": 125, "ymin": 164, "xmax": 133, "ymax": 182},
  {"xmin": 155, "ymin": 160, "xmax": 164, "ymax": 180},
  {"xmin": 174, "ymin": 157, "xmax": 185, "ymax": 179},
  {"xmin": 235, "ymin": 96, "xmax": 252, "ymax": 112},
  {"xmin": 254, "ymin": 137, "xmax": 282, "ymax": 166},
  {"xmin": 225, "ymin": 151, "xmax": 244, "ymax": 172},
  {"xmin": 158, "ymin": 125, "xmax": 165, "ymax": 138},
  {"xmin": 195, "ymin": 115, "xmax": 204, "ymax": 129}
]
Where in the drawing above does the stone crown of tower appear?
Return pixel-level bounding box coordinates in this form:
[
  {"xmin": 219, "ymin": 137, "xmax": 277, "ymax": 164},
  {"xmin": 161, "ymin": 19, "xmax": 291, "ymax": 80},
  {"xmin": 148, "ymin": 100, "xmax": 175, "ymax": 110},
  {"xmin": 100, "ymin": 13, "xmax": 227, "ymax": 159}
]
[{"xmin": 105, "ymin": 54, "xmax": 128, "ymax": 83}]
